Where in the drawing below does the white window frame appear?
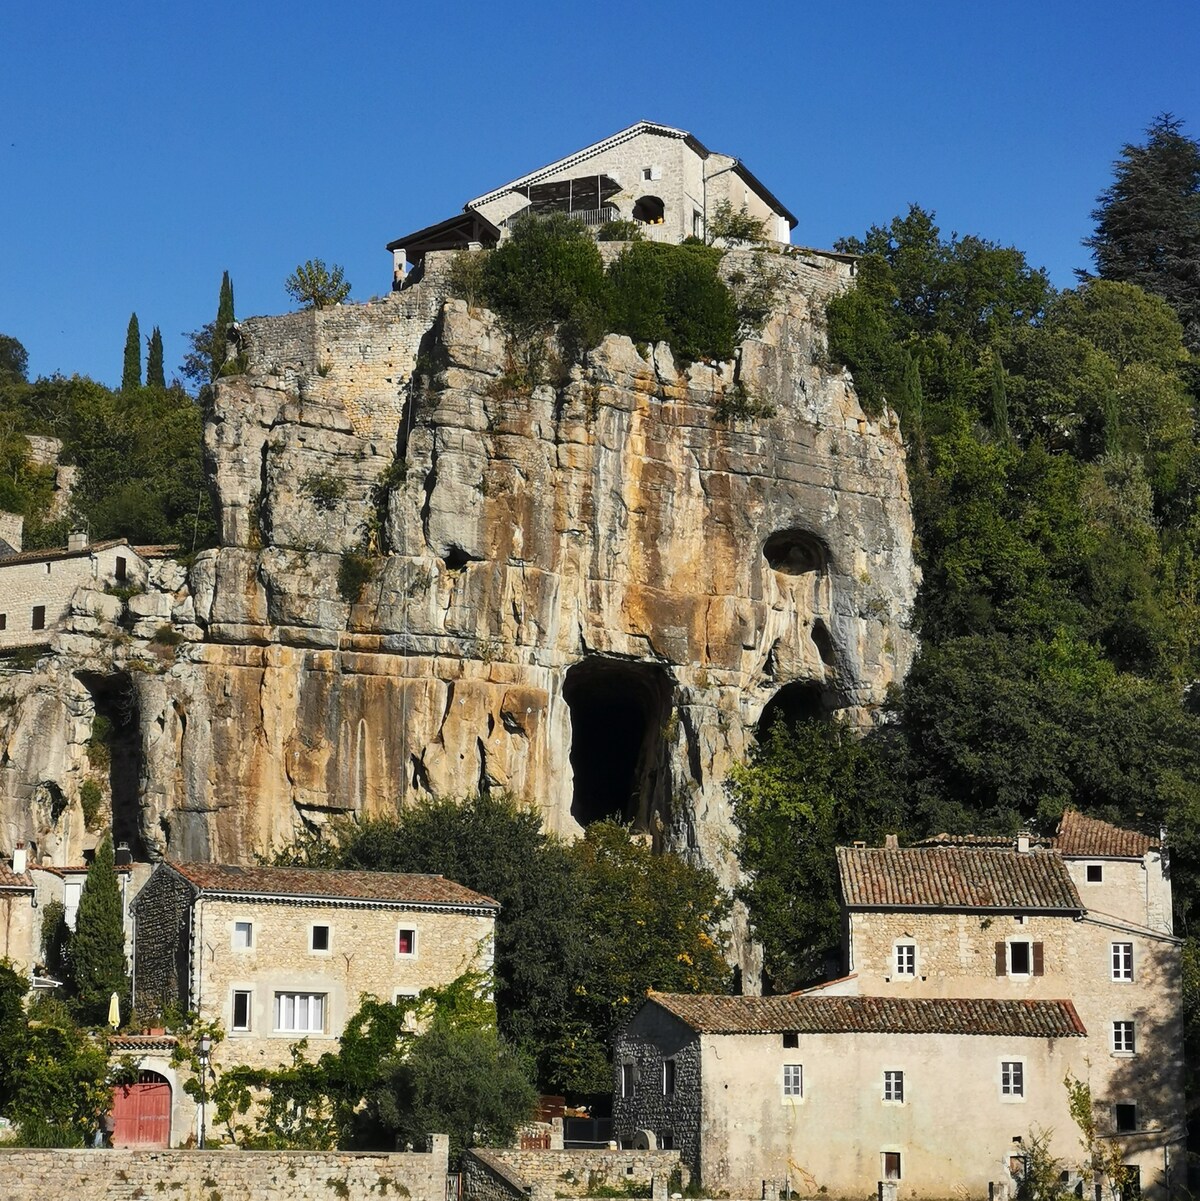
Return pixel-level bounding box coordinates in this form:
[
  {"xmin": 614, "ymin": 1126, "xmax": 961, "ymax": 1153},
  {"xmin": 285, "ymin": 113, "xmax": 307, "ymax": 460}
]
[
  {"xmin": 1112, "ymin": 942, "xmax": 1134, "ymax": 982},
  {"xmin": 1008, "ymin": 939, "xmax": 1033, "ymax": 977},
  {"xmin": 273, "ymin": 991, "xmax": 326, "ymax": 1034},
  {"xmin": 620, "ymin": 1061, "xmax": 635, "ymax": 1098},
  {"xmin": 1000, "ymin": 1058, "xmax": 1026, "ymax": 1101},
  {"xmin": 894, "ymin": 942, "xmax": 916, "ymax": 977},
  {"xmin": 396, "ymin": 925, "xmax": 418, "ymax": 958},
  {"xmin": 309, "ymin": 922, "xmax": 332, "ymax": 954},
  {"xmin": 231, "ymin": 988, "xmax": 253, "ymax": 1032},
  {"xmin": 232, "ymin": 919, "xmax": 254, "ymax": 950},
  {"xmin": 883, "ymin": 1069, "xmax": 904, "ymax": 1103},
  {"xmin": 662, "ymin": 1058, "xmax": 676, "ymax": 1096},
  {"xmin": 881, "ymin": 1151, "xmax": 902, "ymax": 1181},
  {"xmin": 1085, "ymin": 863, "xmax": 1104, "ymax": 884},
  {"xmin": 1112, "ymin": 1021, "xmax": 1135, "ymax": 1055},
  {"xmin": 782, "ymin": 1064, "xmax": 803, "ymax": 1099}
]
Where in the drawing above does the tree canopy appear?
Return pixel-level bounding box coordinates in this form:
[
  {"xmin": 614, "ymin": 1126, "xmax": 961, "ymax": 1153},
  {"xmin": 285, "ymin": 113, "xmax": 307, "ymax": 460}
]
[{"xmin": 285, "ymin": 259, "xmax": 351, "ymax": 310}]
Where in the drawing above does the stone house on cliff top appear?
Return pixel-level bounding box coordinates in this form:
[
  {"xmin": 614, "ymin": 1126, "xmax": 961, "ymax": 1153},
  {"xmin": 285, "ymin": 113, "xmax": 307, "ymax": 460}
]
[
  {"xmin": 614, "ymin": 812, "xmax": 1183, "ymax": 1200},
  {"xmin": 387, "ymin": 120, "xmax": 799, "ymax": 280}
]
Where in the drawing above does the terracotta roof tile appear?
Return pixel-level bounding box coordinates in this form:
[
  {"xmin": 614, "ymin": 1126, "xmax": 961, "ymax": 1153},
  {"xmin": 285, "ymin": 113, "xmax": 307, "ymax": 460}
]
[
  {"xmin": 167, "ymin": 861, "xmax": 499, "ymax": 910},
  {"xmin": 836, "ymin": 846, "xmax": 1082, "ymax": 912},
  {"xmin": 0, "ymin": 537, "xmax": 129, "ymax": 568},
  {"xmin": 646, "ymin": 993, "xmax": 1087, "ymax": 1038},
  {"xmin": 0, "ymin": 864, "xmax": 32, "ymax": 889},
  {"xmin": 108, "ymin": 1034, "xmax": 179, "ymax": 1052},
  {"xmin": 1053, "ymin": 811, "xmax": 1158, "ymax": 859},
  {"xmin": 913, "ymin": 833, "xmax": 1048, "ymax": 849}
]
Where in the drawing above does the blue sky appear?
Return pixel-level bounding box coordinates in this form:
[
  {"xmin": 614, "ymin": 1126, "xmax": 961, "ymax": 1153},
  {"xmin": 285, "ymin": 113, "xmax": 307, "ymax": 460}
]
[{"xmin": 1, "ymin": 0, "xmax": 1197, "ymax": 387}]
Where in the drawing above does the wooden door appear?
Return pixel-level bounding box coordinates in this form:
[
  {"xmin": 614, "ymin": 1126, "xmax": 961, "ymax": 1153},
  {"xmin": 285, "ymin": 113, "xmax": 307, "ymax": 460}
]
[{"xmin": 112, "ymin": 1072, "xmax": 171, "ymax": 1148}]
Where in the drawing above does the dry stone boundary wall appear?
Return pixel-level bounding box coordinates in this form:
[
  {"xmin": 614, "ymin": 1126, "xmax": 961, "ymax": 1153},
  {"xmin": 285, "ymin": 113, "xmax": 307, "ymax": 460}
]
[{"xmin": 463, "ymin": 1147, "xmax": 679, "ymax": 1201}]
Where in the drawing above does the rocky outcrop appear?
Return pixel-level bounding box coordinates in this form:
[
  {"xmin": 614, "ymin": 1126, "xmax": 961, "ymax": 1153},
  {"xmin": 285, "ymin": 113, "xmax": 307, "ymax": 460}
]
[{"xmin": 0, "ymin": 247, "xmax": 917, "ymax": 978}]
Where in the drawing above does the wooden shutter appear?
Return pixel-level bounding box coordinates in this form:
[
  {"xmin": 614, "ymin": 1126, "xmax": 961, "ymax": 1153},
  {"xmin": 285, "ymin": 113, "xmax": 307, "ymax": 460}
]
[
  {"xmin": 1032, "ymin": 942, "xmax": 1045, "ymax": 976},
  {"xmin": 995, "ymin": 941, "xmax": 1006, "ymax": 975}
]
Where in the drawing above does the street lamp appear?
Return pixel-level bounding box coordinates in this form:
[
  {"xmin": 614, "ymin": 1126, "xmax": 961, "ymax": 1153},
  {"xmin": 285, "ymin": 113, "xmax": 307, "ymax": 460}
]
[{"xmin": 197, "ymin": 1033, "xmax": 212, "ymax": 1149}]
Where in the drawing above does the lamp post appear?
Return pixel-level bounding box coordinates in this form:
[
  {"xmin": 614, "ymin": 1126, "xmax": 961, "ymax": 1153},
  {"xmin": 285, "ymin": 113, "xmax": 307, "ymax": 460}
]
[{"xmin": 197, "ymin": 1033, "xmax": 212, "ymax": 1149}]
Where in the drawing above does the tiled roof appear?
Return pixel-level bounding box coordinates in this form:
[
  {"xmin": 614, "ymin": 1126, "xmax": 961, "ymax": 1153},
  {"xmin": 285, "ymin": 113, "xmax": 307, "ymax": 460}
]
[
  {"xmin": 836, "ymin": 846, "xmax": 1083, "ymax": 912},
  {"xmin": 0, "ymin": 537, "xmax": 128, "ymax": 568},
  {"xmin": 1053, "ymin": 811, "xmax": 1158, "ymax": 859},
  {"xmin": 0, "ymin": 863, "xmax": 32, "ymax": 889},
  {"xmin": 913, "ymin": 833, "xmax": 1048, "ymax": 849},
  {"xmin": 109, "ymin": 1034, "xmax": 178, "ymax": 1052},
  {"xmin": 167, "ymin": 862, "xmax": 499, "ymax": 910},
  {"xmin": 645, "ymin": 993, "xmax": 1087, "ymax": 1038}
]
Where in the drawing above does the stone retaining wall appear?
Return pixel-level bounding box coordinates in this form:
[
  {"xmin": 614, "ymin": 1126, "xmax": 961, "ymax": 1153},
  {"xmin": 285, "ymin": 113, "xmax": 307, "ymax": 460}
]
[
  {"xmin": 462, "ymin": 1147, "xmax": 679, "ymax": 1201},
  {"xmin": 0, "ymin": 1139, "xmax": 448, "ymax": 1201}
]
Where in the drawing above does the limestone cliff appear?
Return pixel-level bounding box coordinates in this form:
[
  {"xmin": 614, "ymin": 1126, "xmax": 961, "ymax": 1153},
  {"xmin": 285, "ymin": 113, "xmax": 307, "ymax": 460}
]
[{"xmin": 0, "ymin": 247, "xmax": 917, "ymax": 976}]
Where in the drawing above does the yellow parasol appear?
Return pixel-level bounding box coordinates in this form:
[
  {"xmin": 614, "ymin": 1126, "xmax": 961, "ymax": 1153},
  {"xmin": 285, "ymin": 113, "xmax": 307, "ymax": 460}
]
[{"xmin": 108, "ymin": 991, "xmax": 120, "ymax": 1031}]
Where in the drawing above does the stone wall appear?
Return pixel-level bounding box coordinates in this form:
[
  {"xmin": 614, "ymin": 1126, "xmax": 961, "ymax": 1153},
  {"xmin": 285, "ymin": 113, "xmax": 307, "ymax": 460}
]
[
  {"xmin": 132, "ymin": 864, "xmax": 194, "ymax": 1015},
  {"xmin": 463, "ymin": 1147, "xmax": 679, "ymax": 1201},
  {"xmin": 0, "ymin": 1141, "xmax": 449, "ymax": 1201}
]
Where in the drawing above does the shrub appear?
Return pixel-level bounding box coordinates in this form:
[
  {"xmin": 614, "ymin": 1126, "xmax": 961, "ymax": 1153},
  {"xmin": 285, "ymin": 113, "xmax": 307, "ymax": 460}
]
[
  {"xmin": 300, "ymin": 472, "xmax": 347, "ymax": 512},
  {"xmin": 596, "ymin": 220, "xmax": 643, "ymax": 242},
  {"xmin": 151, "ymin": 624, "xmax": 183, "ymax": 648},
  {"xmin": 708, "ymin": 200, "xmax": 770, "ymax": 246},
  {"xmin": 608, "ymin": 242, "xmax": 739, "ymax": 363},
  {"xmin": 338, "ymin": 551, "xmax": 376, "ymax": 604},
  {"xmin": 715, "ymin": 381, "xmax": 777, "ymax": 424},
  {"xmin": 87, "ymin": 715, "xmax": 113, "ymax": 769},
  {"xmin": 446, "ymin": 251, "xmax": 489, "ymax": 308},
  {"xmin": 79, "ymin": 778, "xmax": 104, "ymax": 830},
  {"xmin": 285, "ymin": 260, "xmax": 351, "ymax": 310}
]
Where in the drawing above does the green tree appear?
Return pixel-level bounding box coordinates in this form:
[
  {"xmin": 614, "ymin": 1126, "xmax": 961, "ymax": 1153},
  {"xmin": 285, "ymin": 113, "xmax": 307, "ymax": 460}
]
[
  {"xmin": 146, "ymin": 326, "xmax": 165, "ymax": 389},
  {"xmin": 121, "ymin": 313, "xmax": 141, "ymax": 391},
  {"xmin": 0, "ymin": 960, "xmax": 28, "ymax": 1112},
  {"xmin": 1083, "ymin": 114, "xmax": 1200, "ymax": 351},
  {"xmin": 285, "ymin": 259, "xmax": 351, "ymax": 310},
  {"xmin": 0, "ymin": 334, "xmax": 29, "ymax": 384},
  {"xmin": 707, "ymin": 199, "xmax": 770, "ymax": 246},
  {"xmin": 67, "ymin": 834, "xmax": 129, "ymax": 1024},
  {"xmin": 213, "ymin": 270, "xmax": 235, "ymax": 379}
]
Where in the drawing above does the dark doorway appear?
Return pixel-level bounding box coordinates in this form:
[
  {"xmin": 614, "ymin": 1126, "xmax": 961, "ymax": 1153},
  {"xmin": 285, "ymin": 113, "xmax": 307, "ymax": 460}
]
[
  {"xmin": 632, "ymin": 195, "xmax": 665, "ymax": 225},
  {"xmin": 757, "ymin": 681, "xmax": 829, "ymax": 738},
  {"xmin": 563, "ymin": 658, "xmax": 672, "ymax": 827},
  {"xmin": 78, "ymin": 671, "xmax": 144, "ymax": 858}
]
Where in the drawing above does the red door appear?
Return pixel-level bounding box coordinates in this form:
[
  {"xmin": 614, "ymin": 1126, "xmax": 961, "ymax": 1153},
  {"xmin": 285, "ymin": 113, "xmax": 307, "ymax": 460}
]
[{"xmin": 112, "ymin": 1072, "xmax": 171, "ymax": 1148}]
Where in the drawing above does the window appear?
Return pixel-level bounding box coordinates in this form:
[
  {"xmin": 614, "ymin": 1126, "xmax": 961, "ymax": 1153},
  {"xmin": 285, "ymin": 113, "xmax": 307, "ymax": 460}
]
[
  {"xmin": 397, "ymin": 928, "xmax": 416, "ymax": 956},
  {"xmin": 1086, "ymin": 864, "xmax": 1104, "ymax": 884},
  {"xmin": 620, "ymin": 1062, "xmax": 635, "ymax": 1098},
  {"xmin": 658, "ymin": 1132, "xmax": 675, "ymax": 1150},
  {"xmin": 311, "ymin": 924, "xmax": 330, "ymax": 952},
  {"xmin": 31, "ymin": 605, "xmax": 45, "ymax": 631},
  {"xmin": 782, "ymin": 1064, "xmax": 803, "ymax": 1097},
  {"xmin": 1112, "ymin": 943, "xmax": 1134, "ymax": 981},
  {"xmin": 882, "ymin": 1152, "xmax": 902, "ymax": 1181},
  {"xmin": 1113, "ymin": 1021, "xmax": 1136, "ymax": 1054},
  {"xmin": 782, "ymin": 1031, "xmax": 798, "ymax": 1048},
  {"xmin": 1001, "ymin": 1061, "xmax": 1025, "ymax": 1098},
  {"xmin": 693, "ymin": 210, "xmax": 703, "ymax": 239},
  {"xmin": 883, "ymin": 1070, "xmax": 904, "ymax": 1102},
  {"xmin": 232, "ymin": 920, "xmax": 253, "ymax": 949},
  {"xmin": 997, "ymin": 940, "xmax": 1044, "ymax": 976},
  {"xmin": 0, "ymin": 614, "xmax": 6, "ymax": 630},
  {"xmin": 274, "ymin": 991, "xmax": 325, "ymax": 1034},
  {"xmin": 115, "ymin": 556, "xmax": 127, "ymax": 582},
  {"xmin": 1009, "ymin": 941, "xmax": 1031, "ymax": 975},
  {"xmin": 894, "ymin": 943, "xmax": 916, "ymax": 976},
  {"xmin": 663, "ymin": 1059, "xmax": 676, "ymax": 1096},
  {"xmin": 643, "ymin": 167, "xmax": 653, "ymax": 181},
  {"xmin": 1114, "ymin": 1103, "xmax": 1137, "ymax": 1133},
  {"xmin": 231, "ymin": 990, "xmax": 251, "ymax": 1031}
]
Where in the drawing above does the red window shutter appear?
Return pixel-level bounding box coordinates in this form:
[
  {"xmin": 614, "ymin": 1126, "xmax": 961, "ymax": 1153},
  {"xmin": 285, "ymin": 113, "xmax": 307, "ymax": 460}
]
[
  {"xmin": 995, "ymin": 941, "xmax": 1006, "ymax": 976},
  {"xmin": 1032, "ymin": 942, "xmax": 1044, "ymax": 976}
]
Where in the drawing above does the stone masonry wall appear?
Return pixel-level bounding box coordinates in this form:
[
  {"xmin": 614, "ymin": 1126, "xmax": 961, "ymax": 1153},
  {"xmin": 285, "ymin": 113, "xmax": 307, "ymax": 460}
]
[
  {"xmin": 132, "ymin": 865, "xmax": 194, "ymax": 1015},
  {"xmin": 0, "ymin": 1142, "xmax": 449, "ymax": 1201},
  {"xmin": 463, "ymin": 1147, "xmax": 680, "ymax": 1201}
]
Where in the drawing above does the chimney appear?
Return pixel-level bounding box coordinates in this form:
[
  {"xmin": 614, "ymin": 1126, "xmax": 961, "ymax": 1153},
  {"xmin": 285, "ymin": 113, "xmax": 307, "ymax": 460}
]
[
  {"xmin": 1017, "ymin": 834, "xmax": 1031, "ymax": 854},
  {"xmin": 884, "ymin": 834, "xmax": 899, "ymax": 851},
  {"xmin": 67, "ymin": 530, "xmax": 89, "ymax": 552},
  {"xmin": 12, "ymin": 842, "xmax": 27, "ymax": 875},
  {"xmin": 114, "ymin": 841, "xmax": 133, "ymax": 866}
]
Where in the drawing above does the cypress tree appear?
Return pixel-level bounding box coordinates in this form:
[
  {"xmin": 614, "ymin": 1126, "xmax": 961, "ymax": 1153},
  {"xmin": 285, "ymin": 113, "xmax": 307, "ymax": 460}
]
[
  {"xmin": 212, "ymin": 271, "xmax": 235, "ymax": 379},
  {"xmin": 68, "ymin": 834, "xmax": 129, "ymax": 1025},
  {"xmin": 122, "ymin": 313, "xmax": 141, "ymax": 390},
  {"xmin": 146, "ymin": 326, "xmax": 165, "ymax": 389}
]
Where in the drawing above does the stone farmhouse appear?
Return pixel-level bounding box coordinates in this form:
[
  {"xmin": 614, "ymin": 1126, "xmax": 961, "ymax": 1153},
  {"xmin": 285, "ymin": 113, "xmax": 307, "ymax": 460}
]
[
  {"xmin": 613, "ymin": 812, "xmax": 1183, "ymax": 1199},
  {"xmin": 124, "ymin": 861, "xmax": 498, "ymax": 1146},
  {"xmin": 387, "ymin": 120, "xmax": 798, "ymax": 281}
]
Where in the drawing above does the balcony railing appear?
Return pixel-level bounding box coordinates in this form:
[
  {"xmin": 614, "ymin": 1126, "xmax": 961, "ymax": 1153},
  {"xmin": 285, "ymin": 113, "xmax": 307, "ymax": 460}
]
[{"xmin": 501, "ymin": 205, "xmax": 621, "ymax": 230}]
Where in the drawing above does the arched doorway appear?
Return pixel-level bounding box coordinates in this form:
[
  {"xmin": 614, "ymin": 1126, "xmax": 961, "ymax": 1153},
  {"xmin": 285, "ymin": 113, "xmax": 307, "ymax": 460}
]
[
  {"xmin": 111, "ymin": 1070, "xmax": 171, "ymax": 1148},
  {"xmin": 632, "ymin": 195, "xmax": 665, "ymax": 225}
]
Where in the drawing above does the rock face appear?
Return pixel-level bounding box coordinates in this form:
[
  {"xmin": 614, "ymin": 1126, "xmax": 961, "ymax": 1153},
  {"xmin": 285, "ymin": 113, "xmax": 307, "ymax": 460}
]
[{"xmin": 0, "ymin": 247, "xmax": 917, "ymax": 978}]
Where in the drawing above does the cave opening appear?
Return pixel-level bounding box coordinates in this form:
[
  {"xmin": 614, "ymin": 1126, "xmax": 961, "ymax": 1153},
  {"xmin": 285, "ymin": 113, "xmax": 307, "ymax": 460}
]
[
  {"xmin": 763, "ymin": 529, "xmax": 828, "ymax": 576},
  {"xmin": 78, "ymin": 671, "xmax": 144, "ymax": 859},
  {"xmin": 563, "ymin": 658, "xmax": 672, "ymax": 828},
  {"xmin": 757, "ymin": 681, "xmax": 830, "ymax": 739}
]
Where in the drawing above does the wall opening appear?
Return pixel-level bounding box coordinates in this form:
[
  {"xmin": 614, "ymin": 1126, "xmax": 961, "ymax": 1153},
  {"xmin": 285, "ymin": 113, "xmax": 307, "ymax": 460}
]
[
  {"xmin": 78, "ymin": 671, "xmax": 144, "ymax": 859},
  {"xmin": 763, "ymin": 529, "xmax": 828, "ymax": 576},
  {"xmin": 632, "ymin": 195, "xmax": 665, "ymax": 225},
  {"xmin": 756, "ymin": 681, "xmax": 829, "ymax": 739},
  {"xmin": 563, "ymin": 658, "xmax": 673, "ymax": 828}
]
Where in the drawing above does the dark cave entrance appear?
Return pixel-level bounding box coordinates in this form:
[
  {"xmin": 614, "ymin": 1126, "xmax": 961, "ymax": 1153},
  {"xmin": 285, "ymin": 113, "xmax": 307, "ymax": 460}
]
[
  {"xmin": 563, "ymin": 658, "xmax": 673, "ymax": 828},
  {"xmin": 756, "ymin": 681, "xmax": 831, "ymax": 739},
  {"xmin": 78, "ymin": 671, "xmax": 144, "ymax": 859}
]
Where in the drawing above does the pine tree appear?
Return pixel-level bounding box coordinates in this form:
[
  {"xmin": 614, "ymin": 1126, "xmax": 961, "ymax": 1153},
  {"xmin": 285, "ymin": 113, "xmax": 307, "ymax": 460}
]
[
  {"xmin": 68, "ymin": 834, "xmax": 129, "ymax": 1025},
  {"xmin": 212, "ymin": 271, "xmax": 235, "ymax": 380},
  {"xmin": 1084, "ymin": 114, "xmax": 1200, "ymax": 351},
  {"xmin": 122, "ymin": 313, "xmax": 141, "ymax": 390},
  {"xmin": 146, "ymin": 326, "xmax": 165, "ymax": 389}
]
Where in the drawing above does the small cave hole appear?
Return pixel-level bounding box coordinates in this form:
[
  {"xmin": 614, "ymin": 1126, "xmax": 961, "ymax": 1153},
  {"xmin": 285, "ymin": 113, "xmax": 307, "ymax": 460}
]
[
  {"xmin": 563, "ymin": 657, "xmax": 672, "ymax": 828},
  {"xmin": 442, "ymin": 544, "xmax": 479, "ymax": 571},
  {"xmin": 78, "ymin": 671, "xmax": 144, "ymax": 859},
  {"xmin": 756, "ymin": 681, "xmax": 830, "ymax": 739},
  {"xmin": 763, "ymin": 529, "xmax": 828, "ymax": 576},
  {"xmin": 811, "ymin": 620, "xmax": 836, "ymax": 666}
]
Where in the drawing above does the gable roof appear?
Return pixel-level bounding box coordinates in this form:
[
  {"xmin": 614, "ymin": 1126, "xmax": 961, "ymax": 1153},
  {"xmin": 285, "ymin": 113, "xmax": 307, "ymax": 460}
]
[
  {"xmin": 0, "ymin": 863, "xmax": 33, "ymax": 890},
  {"xmin": 836, "ymin": 846, "xmax": 1083, "ymax": 913},
  {"xmin": 0, "ymin": 537, "xmax": 131, "ymax": 569},
  {"xmin": 642, "ymin": 992, "xmax": 1087, "ymax": 1038},
  {"xmin": 162, "ymin": 862, "xmax": 499, "ymax": 911},
  {"xmin": 1053, "ymin": 810, "xmax": 1159, "ymax": 859}
]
